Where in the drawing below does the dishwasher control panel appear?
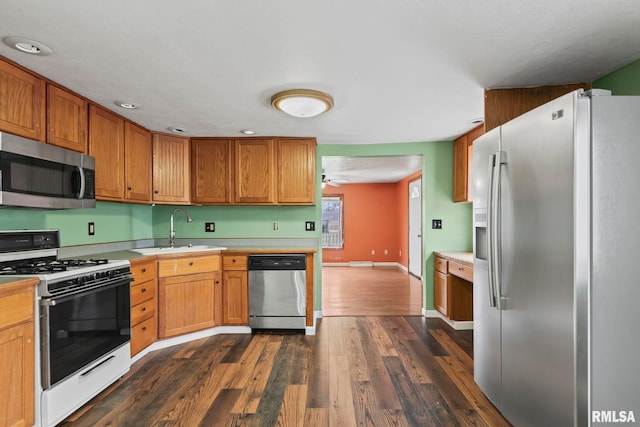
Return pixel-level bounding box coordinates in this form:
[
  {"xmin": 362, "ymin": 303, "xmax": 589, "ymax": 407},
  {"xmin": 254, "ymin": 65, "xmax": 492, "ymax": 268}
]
[{"xmin": 248, "ymin": 254, "xmax": 306, "ymax": 270}]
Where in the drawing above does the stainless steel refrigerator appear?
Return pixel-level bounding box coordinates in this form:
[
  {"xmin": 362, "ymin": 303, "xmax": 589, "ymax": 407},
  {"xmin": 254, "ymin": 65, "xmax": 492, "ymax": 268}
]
[{"xmin": 472, "ymin": 89, "xmax": 640, "ymax": 426}]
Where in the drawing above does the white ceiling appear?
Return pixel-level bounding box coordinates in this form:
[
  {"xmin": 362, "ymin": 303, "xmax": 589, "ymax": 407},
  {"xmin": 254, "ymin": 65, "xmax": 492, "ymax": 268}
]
[
  {"xmin": 323, "ymin": 156, "xmax": 422, "ymax": 184},
  {"xmin": 1, "ymin": 0, "xmax": 639, "ymax": 182}
]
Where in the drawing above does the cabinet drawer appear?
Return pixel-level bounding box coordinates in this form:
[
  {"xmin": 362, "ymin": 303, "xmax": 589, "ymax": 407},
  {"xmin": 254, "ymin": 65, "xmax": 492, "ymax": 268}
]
[
  {"xmin": 0, "ymin": 286, "xmax": 34, "ymax": 330},
  {"xmin": 449, "ymin": 261, "xmax": 473, "ymax": 282},
  {"xmin": 131, "ymin": 299, "xmax": 155, "ymax": 325},
  {"xmin": 131, "ymin": 261, "xmax": 156, "ymax": 283},
  {"xmin": 158, "ymin": 255, "xmax": 220, "ymax": 277},
  {"xmin": 131, "ymin": 280, "xmax": 156, "ymax": 306},
  {"xmin": 434, "ymin": 257, "xmax": 448, "ymax": 274},
  {"xmin": 131, "ymin": 316, "xmax": 156, "ymax": 356},
  {"xmin": 223, "ymin": 255, "xmax": 247, "ymax": 271}
]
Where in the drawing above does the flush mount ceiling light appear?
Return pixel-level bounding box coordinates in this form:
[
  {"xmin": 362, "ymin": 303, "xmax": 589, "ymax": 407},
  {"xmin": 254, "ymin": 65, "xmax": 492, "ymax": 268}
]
[
  {"xmin": 240, "ymin": 129, "xmax": 256, "ymax": 135},
  {"xmin": 271, "ymin": 89, "xmax": 334, "ymax": 118},
  {"xmin": 115, "ymin": 100, "xmax": 141, "ymax": 110},
  {"xmin": 470, "ymin": 118, "xmax": 484, "ymax": 125},
  {"xmin": 3, "ymin": 36, "xmax": 52, "ymax": 56}
]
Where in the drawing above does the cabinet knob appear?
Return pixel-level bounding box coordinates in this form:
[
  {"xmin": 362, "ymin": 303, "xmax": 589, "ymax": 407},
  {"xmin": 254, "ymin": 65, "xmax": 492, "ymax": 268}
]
[
  {"xmin": 142, "ymin": 326, "xmax": 147, "ymax": 331},
  {"xmin": 141, "ymin": 268, "xmax": 146, "ymax": 273},
  {"xmin": 141, "ymin": 307, "xmax": 146, "ymax": 312},
  {"xmin": 215, "ymin": 280, "xmax": 220, "ymax": 285},
  {"xmin": 189, "ymin": 262, "xmax": 194, "ymax": 266},
  {"xmin": 141, "ymin": 288, "xmax": 147, "ymax": 293},
  {"xmin": 127, "ymin": 186, "xmax": 132, "ymax": 190},
  {"xmin": 154, "ymin": 190, "xmax": 159, "ymax": 194},
  {"xmin": 232, "ymin": 259, "xmax": 236, "ymax": 263}
]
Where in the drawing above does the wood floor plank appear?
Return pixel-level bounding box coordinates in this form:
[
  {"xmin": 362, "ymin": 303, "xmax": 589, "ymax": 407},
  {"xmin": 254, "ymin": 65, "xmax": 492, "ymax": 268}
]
[
  {"xmin": 232, "ymin": 335, "xmax": 283, "ymax": 414},
  {"xmin": 288, "ymin": 335, "xmax": 312, "ymax": 385},
  {"xmin": 198, "ymin": 388, "xmax": 243, "ymax": 427},
  {"xmin": 416, "ymin": 383, "xmax": 462, "ymax": 427},
  {"xmin": 304, "ymin": 408, "xmax": 329, "ymax": 427},
  {"xmin": 275, "ymin": 384, "xmax": 307, "ymax": 427},
  {"xmin": 221, "ymin": 334, "xmax": 253, "ymax": 363},
  {"xmin": 454, "ymin": 409, "xmax": 492, "ymax": 427},
  {"xmin": 229, "ymin": 334, "xmax": 270, "ymax": 389},
  {"xmin": 382, "ymin": 356, "xmax": 440, "ymax": 426},
  {"xmin": 405, "ymin": 316, "xmax": 450, "ymax": 356},
  {"xmin": 367, "ymin": 316, "xmax": 399, "ymax": 357},
  {"xmin": 328, "ymin": 354, "xmax": 358, "ymax": 426},
  {"xmin": 342, "ymin": 317, "xmax": 370, "ymax": 382},
  {"xmin": 306, "ymin": 319, "xmax": 330, "ymax": 409},
  {"xmin": 436, "ymin": 356, "xmax": 511, "ymax": 427},
  {"xmin": 355, "ymin": 317, "xmax": 402, "ymax": 410},
  {"xmin": 430, "ymin": 328, "xmax": 474, "ymax": 372}
]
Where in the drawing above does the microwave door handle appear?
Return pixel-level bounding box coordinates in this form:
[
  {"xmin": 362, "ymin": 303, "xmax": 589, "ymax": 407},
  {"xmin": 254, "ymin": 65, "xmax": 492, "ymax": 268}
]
[{"xmin": 76, "ymin": 166, "xmax": 86, "ymax": 199}]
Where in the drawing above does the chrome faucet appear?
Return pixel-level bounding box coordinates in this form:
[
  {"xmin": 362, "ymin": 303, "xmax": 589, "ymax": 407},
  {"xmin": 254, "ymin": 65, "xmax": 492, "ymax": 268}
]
[{"xmin": 169, "ymin": 208, "xmax": 193, "ymax": 247}]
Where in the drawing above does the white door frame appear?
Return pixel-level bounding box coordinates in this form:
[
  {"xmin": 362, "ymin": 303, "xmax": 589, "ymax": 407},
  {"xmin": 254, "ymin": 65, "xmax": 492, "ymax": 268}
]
[{"xmin": 408, "ymin": 177, "xmax": 422, "ymax": 277}]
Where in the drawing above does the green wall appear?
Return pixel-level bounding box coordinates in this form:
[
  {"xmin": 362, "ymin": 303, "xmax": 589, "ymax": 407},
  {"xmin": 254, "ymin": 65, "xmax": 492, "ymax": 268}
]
[
  {"xmin": 0, "ymin": 202, "xmax": 153, "ymax": 246},
  {"xmin": 593, "ymin": 60, "xmax": 640, "ymax": 95}
]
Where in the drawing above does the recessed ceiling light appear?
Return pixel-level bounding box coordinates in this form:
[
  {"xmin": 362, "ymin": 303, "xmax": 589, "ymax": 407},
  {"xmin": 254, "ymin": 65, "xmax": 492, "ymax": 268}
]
[
  {"xmin": 115, "ymin": 100, "xmax": 141, "ymax": 110},
  {"xmin": 240, "ymin": 130, "xmax": 256, "ymax": 135},
  {"xmin": 271, "ymin": 89, "xmax": 334, "ymax": 118},
  {"xmin": 3, "ymin": 36, "xmax": 52, "ymax": 56},
  {"xmin": 470, "ymin": 118, "xmax": 484, "ymax": 125},
  {"xmin": 167, "ymin": 127, "xmax": 187, "ymax": 134}
]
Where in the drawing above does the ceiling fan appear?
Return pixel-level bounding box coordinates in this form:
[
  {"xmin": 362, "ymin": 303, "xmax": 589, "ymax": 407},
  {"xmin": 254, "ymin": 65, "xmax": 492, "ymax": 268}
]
[{"xmin": 322, "ymin": 173, "xmax": 350, "ymax": 187}]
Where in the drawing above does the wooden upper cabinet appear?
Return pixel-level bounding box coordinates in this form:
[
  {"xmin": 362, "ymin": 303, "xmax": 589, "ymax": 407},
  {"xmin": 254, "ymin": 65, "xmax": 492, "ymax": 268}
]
[
  {"xmin": 0, "ymin": 58, "xmax": 45, "ymax": 141},
  {"xmin": 152, "ymin": 133, "xmax": 190, "ymax": 204},
  {"xmin": 234, "ymin": 138, "xmax": 276, "ymax": 204},
  {"xmin": 47, "ymin": 84, "xmax": 88, "ymax": 153},
  {"xmin": 277, "ymin": 138, "xmax": 316, "ymax": 204},
  {"xmin": 124, "ymin": 122, "xmax": 151, "ymax": 203},
  {"xmin": 453, "ymin": 124, "xmax": 484, "ymax": 203},
  {"xmin": 89, "ymin": 105, "xmax": 125, "ymax": 200},
  {"xmin": 191, "ymin": 138, "xmax": 233, "ymax": 204}
]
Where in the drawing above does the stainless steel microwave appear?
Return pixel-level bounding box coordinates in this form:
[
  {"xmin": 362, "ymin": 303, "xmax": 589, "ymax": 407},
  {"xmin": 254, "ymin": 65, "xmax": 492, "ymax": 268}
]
[{"xmin": 0, "ymin": 132, "xmax": 96, "ymax": 209}]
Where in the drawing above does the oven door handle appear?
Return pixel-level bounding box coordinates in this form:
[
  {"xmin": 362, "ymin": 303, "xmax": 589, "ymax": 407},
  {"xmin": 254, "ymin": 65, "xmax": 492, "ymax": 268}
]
[{"xmin": 41, "ymin": 277, "xmax": 132, "ymax": 305}]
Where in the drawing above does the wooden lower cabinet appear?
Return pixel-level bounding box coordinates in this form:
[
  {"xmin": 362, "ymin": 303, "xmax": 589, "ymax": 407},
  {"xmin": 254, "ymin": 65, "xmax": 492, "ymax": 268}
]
[
  {"xmin": 0, "ymin": 279, "xmax": 36, "ymax": 427},
  {"xmin": 433, "ymin": 254, "xmax": 473, "ymax": 321},
  {"xmin": 130, "ymin": 259, "xmax": 157, "ymax": 356},
  {"xmin": 159, "ymin": 272, "xmax": 220, "ymax": 337},
  {"xmin": 222, "ymin": 271, "xmax": 248, "ymax": 325}
]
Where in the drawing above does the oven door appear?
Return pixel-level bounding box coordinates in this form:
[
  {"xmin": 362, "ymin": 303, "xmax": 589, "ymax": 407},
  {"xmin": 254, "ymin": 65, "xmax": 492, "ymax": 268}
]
[{"xmin": 40, "ymin": 280, "xmax": 131, "ymax": 389}]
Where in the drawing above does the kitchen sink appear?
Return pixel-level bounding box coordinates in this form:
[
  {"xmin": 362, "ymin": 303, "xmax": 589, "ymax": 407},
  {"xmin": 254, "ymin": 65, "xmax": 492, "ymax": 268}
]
[{"xmin": 131, "ymin": 245, "xmax": 226, "ymax": 255}]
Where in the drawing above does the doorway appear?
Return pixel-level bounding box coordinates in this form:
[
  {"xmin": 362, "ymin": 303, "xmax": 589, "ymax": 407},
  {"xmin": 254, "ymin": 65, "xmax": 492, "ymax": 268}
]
[{"xmin": 408, "ymin": 177, "xmax": 422, "ymax": 277}]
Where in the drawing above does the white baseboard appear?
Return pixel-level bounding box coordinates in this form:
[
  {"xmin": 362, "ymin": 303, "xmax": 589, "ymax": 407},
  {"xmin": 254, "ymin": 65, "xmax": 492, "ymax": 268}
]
[
  {"xmin": 305, "ymin": 311, "xmax": 323, "ymax": 336},
  {"xmin": 423, "ymin": 308, "xmax": 474, "ymax": 331},
  {"xmin": 131, "ymin": 325, "xmax": 251, "ymax": 364},
  {"xmin": 322, "ymin": 261, "xmax": 408, "ymax": 269}
]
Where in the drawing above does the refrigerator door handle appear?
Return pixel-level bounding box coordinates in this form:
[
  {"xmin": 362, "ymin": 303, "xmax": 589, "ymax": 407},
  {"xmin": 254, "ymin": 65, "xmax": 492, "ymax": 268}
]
[
  {"xmin": 492, "ymin": 151, "xmax": 507, "ymax": 310},
  {"xmin": 486, "ymin": 153, "xmax": 497, "ymax": 308}
]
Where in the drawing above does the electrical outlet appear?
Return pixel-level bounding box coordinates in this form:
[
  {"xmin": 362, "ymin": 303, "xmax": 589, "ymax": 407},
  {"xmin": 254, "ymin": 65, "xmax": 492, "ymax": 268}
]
[
  {"xmin": 88, "ymin": 222, "xmax": 95, "ymax": 236},
  {"xmin": 384, "ymin": 249, "xmax": 388, "ymax": 255},
  {"xmin": 432, "ymin": 219, "xmax": 443, "ymax": 229},
  {"xmin": 205, "ymin": 222, "xmax": 215, "ymax": 232},
  {"xmin": 273, "ymin": 222, "xmax": 279, "ymax": 231},
  {"xmin": 371, "ymin": 249, "xmax": 376, "ymax": 255},
  {"xmin": 305, "ymin": 221, "xmax": 315, "ymax": 231}
]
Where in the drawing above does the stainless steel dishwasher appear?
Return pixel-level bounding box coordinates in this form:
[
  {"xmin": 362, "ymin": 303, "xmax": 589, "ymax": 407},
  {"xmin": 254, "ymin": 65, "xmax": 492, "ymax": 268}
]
[{"xmin": 248, "ymin": 254, "xmax": 306, "ymax": 330}]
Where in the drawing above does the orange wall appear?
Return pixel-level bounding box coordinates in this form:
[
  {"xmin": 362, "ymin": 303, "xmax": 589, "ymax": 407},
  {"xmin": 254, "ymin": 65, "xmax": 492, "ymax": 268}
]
[{"xmin": 322, "ymin": 172, "xmax": 421, "ymax": 265}]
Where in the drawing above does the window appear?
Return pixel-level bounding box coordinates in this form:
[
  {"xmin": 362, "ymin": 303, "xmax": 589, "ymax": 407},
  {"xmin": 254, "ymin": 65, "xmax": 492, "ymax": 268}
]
[{"xmin": 322, "ymin": 196, "xmax": 343, "ymax": 248}]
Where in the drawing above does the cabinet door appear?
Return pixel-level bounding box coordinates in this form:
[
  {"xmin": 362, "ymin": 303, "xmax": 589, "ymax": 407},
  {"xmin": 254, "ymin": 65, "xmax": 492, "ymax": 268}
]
[
  {"xmin": 222, "ymin": 270, "xmax": 248, "ymax": 325},
  {"xmin": 277, "ymin": 138, "xmax": 316, "ymax": 204},
  {"xmin": 191, "ymin": 138, "xmax": 233, "ymax": 204},
  {"xmin": 124, "ymin": 122, "xmax": 152, "ymax": 203},
  {"xmin": 234, "ymin": 139, "xmax": 276, "ymax": 204},
  {"xmin": 0, "ymin": 322, "xmax": 34, "ymax": 427},
  {"xmin": 453, "ymin": 134, "xmax": 469, "ymax": 203},
  {"xmin": 47, "ymin": 84, "xmax": 88, "ymax": 153},
  {"xmin": 89, "ymin": 105, "xmax": 125, "ymax": 200},
  {"xmin": 434, "ymin": 270, "xmax": 448, "ymax": 316},
  {"xmin": 0, "ymin": 59, "xmax": 45, "ymax": 141},
  {"xmin": 159, "ymin": 272, "xmax": 216, "ymax": 338},
  {"xmin": 152, "ymin": 133, "xmax": 190, "ymax": 204}
]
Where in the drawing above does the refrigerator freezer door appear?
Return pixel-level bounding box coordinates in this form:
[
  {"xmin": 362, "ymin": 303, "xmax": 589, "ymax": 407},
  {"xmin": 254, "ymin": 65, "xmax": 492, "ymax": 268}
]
[
  {"xmin": 472, "ymin": 127, "xmax": 502, "ymax": 408},
  {"xmin": 590, "ymin": 95, "xmax": 640, "ymax": 417},
  {"xmin": 499, "ymin": 92, "xmax": 577, "ymax": 427}
]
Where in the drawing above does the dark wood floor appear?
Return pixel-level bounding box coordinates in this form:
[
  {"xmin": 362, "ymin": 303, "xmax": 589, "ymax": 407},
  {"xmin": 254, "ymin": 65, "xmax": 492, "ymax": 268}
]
[
  {"xmin": 63, "ymin": 316, "xmax": 510, "ymax": 426},
  {"xmin": 63, "ymin": 316, "xmax": 508, "ymax": 427}
]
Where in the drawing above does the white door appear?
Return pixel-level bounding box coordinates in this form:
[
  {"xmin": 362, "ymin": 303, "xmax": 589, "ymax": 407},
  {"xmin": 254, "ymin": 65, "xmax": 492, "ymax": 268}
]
[{"xmin": 408, "ymin": 178, "xmax": 422, "ymax": 277}]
